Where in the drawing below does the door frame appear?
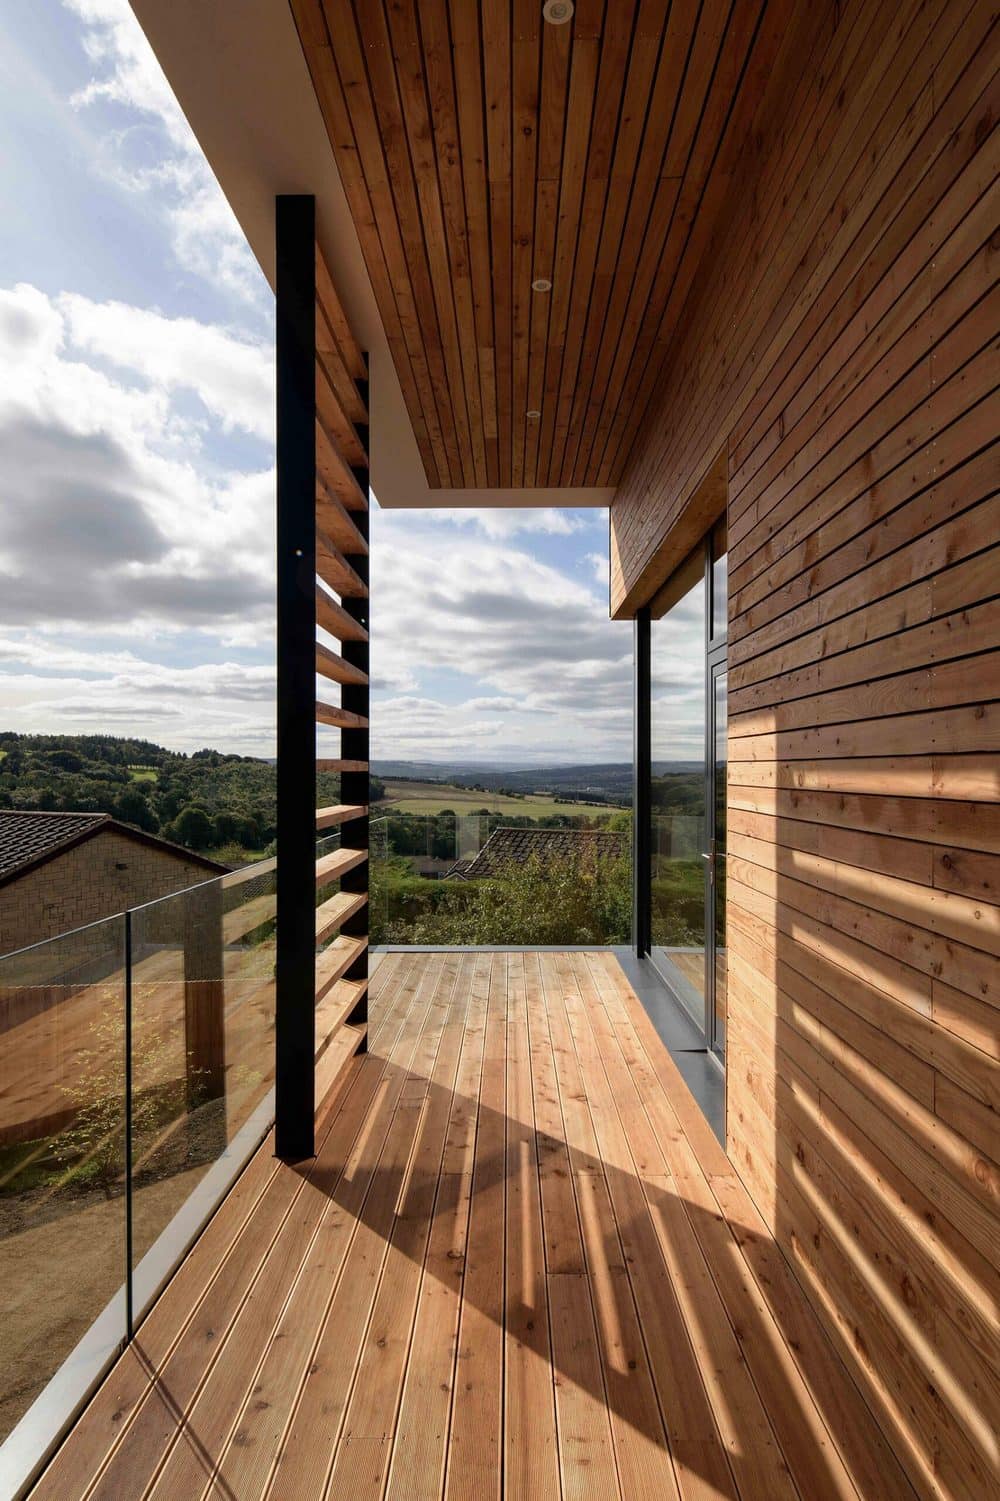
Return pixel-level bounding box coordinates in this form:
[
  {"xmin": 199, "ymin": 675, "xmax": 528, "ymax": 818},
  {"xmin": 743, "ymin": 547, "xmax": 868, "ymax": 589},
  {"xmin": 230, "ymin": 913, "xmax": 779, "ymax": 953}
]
[
  {"xmin": 702, "ymin": 521, "xmax": 727, "ymax": 1056},
  {"xmin": 704, "ymin": 649, "xmax": 727, "ymax": 1058},
  {"xmin": 637, "ymin": 520, "xmax": 727, "ymax": 1059}
]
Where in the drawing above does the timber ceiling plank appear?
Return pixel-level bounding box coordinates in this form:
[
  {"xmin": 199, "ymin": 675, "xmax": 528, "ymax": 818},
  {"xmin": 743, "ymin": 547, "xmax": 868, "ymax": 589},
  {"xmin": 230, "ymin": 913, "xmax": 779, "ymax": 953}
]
[
  {"xmin": 558, "ymin": 0, "xmax": 672, "ymax": 486},
  {"xmin": 594, "ymin": 0, "xmax": 798, "ymax": 486},
  {"xmin": 483, "ymin": 0, "xmax": 514, "ymax": 484},
  {"xmin": 546, "ymin": 0, "xmax": 637, "ymax": 485},
  {"xmin": 536, "ymin": 5, "xmax": 601, "ymax": 486},
  {"xmin": 291, "ymin": 0, "xmax": 786, "ymax": 492},
  {"xmin": 524, "ymin": 1, "xmax": 571, "ymax": 484},
  {"xmin": 349, "ymin": 0, "xmax": 471, "ymax": 483},
  {"xmin": 449, "ymin": 0, "xmax": 499, "ymax": 483},
  {"xmin": 512, "ymin": 0, "xmax": 541, "ymax": 488},
  {"xmin": 379, "ymin": 0, "xmax": 480, "ymax": 485},
  {"xmin": 420, "ymin": 0, "xmax": 489, "ymax": 486},
  {"xmin": 293, "ymin": 0, "xmax": 446, "ymax": 485},
  {"xmin": 571, "ymin": 0, "xmax": 700, "ymax": 480}
]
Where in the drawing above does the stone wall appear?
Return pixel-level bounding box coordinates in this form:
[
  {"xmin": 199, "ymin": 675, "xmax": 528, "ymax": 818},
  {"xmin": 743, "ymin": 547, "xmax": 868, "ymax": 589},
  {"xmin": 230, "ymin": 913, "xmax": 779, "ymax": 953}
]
[{"xmin": 0, "ymin": 829, "xmax": 216, "ymax": 957}]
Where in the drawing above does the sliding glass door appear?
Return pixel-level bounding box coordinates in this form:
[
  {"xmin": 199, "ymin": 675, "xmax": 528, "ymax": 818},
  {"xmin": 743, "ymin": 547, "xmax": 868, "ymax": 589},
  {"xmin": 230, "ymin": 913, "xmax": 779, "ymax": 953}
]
[
  {"xmin": 649, "ymin": 549, "xmax": 707, "ymax": 1018},
  {"xmin": 645, "ymin": 522, "xmax": 727, "ymax": 1059},
  {"xmin": 707, "ymin": 656, "xmax": 727, "ymax": 1059}
]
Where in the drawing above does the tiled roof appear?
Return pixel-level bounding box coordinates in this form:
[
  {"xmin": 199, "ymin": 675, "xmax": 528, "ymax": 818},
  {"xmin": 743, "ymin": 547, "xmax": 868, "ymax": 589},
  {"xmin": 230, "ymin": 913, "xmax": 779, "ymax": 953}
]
[
  {"xmin": 0, "ymin": 810, "xmax": 229, "ymax": 887},
  {"xmin": 459, "ymin": 826, "xmax": 627, "ymax": 880},
  {"xmin": 0, "ymin": 811, "xmax": 110, "ymax": 882}
]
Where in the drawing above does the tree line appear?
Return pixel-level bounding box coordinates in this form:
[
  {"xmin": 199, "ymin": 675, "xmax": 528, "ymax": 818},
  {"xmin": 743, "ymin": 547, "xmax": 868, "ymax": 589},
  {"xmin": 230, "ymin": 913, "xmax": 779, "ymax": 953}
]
[{"xmin": 0, "ymin": 733, "xmax": 386, "ymax": 858}]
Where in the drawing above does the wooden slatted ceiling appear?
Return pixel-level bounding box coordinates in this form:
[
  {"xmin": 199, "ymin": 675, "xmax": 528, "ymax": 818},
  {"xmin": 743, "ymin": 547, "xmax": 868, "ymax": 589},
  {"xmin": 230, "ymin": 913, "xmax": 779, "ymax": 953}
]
[
  {"xmin": 611, "ymin": 2, "xmax": 999, "ymax": 1496},
  {"xmin": 289, "ymin": 0, "xmax": 793, "ymax": 491},
  {"xmin": 33, "ymin": 951, "xmax": 920, "ymax": 1501}
]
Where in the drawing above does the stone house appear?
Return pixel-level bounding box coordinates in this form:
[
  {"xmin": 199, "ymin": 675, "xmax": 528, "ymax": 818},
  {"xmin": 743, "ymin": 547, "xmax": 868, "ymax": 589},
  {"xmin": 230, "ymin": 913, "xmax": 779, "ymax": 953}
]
[{"xmin": 0, "ymin": 811, "xmax": 227, "ymax": 957}]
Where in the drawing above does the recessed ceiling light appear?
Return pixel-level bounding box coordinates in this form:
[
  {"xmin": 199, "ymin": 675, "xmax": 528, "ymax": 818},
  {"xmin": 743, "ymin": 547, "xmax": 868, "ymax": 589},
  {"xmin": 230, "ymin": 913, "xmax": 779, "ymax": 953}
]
[
  {"xmin": 542, "ymin": 0, "xmax": 574, "ymax": 23},
  {"xmin": 526, "ymin": 410, "xmax": 541, "ymax": 420},
  {"xmin": 531, "ymin": 277, "xmax": 552, "ymax": 292}
]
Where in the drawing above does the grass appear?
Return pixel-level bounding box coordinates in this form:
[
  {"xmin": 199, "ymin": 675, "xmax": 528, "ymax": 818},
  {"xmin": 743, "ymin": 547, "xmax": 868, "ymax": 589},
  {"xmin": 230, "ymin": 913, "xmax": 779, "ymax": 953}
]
[
  {"xmin": 128, "ymin": 766, "xmax": 158, "ymax": 783},
  {"xmin": 203, "ymin": 842, "xmax": 272, "ymax": 867},
  {"xmin": 377, "ymin": 779, "xmax": 616, "ymax": 818}
]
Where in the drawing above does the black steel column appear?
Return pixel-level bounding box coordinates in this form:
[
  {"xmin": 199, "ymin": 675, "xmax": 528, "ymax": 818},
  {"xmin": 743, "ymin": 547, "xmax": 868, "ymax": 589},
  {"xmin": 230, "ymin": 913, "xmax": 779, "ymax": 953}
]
[
  {"xmin": 633, "ymin": 607, "xmax": 651, "ymax": 957},
  {"xmin": 341, "ymin": 435, "xmax": 369, "ymax": 1049},
  {"xmin": 275, "ymin": 194, "xmax": 316, "ymax": 1161}
]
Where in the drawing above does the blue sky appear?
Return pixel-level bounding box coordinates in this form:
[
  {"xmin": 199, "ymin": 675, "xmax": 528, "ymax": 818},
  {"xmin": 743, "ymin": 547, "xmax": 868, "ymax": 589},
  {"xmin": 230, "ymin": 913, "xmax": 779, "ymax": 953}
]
[{"xmin": 0, "ymin": 0, "xmax": 643, "ymax": 765}]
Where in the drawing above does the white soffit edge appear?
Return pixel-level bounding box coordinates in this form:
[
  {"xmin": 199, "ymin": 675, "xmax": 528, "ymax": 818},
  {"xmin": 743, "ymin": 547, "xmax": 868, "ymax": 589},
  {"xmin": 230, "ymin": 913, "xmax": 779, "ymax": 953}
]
[{"xmin": 128, "ymin": 0, "xmax": 614, "ymax": 513}]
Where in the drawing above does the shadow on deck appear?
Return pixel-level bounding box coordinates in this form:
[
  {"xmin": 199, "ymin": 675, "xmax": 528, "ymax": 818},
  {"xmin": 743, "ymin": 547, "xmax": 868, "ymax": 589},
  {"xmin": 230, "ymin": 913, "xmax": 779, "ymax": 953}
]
[{"xmin": 30, "ymin": 950, "xmax": 916, "ymax": 1501}]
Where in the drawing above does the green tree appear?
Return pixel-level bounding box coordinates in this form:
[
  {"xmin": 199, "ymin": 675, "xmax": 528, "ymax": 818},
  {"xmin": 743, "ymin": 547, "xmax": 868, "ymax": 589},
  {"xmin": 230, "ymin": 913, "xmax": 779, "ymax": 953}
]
[
  {"xmin": 167, "ymin": 804, "xmax": 215, "ymax": 849},
  {"xmin": 113, "ymin": 786, "xmax": 159, "ymax": 833}
]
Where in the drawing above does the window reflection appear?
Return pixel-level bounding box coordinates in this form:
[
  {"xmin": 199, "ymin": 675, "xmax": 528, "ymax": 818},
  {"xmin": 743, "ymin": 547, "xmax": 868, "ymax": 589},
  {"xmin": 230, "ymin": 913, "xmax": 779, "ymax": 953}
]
[
  {"xmin": 711, "ymin": 517, "xmax": 727, "ymax": 640},
  {"xmin": 649, "ymin": 561, "xmax": 706, "ymax": 1017}
]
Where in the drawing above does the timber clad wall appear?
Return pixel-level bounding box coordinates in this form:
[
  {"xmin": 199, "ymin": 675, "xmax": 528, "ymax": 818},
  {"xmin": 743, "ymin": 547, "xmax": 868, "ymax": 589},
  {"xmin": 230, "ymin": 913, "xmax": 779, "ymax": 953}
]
[{"xmin": 612, "ymin": 3, "xmax": 999, "ymax": 1499}]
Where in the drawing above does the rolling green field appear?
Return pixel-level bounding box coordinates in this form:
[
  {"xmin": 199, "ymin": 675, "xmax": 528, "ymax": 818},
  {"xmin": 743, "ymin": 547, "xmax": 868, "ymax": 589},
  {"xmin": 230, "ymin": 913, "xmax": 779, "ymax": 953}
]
[{"xmin": 377, "ymin": 779, "xmax": 616, "ymax": 818}]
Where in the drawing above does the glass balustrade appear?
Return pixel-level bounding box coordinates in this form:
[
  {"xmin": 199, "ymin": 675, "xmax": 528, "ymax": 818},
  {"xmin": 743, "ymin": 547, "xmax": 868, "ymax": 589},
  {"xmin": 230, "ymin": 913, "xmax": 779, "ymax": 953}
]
[
  {"xmin": 0, "ymin": 857, "xmax": 278, "ymax": 1495},
  {"xmin": 369, "ymin": 811, "xmax": 632, "ymax": 946}
]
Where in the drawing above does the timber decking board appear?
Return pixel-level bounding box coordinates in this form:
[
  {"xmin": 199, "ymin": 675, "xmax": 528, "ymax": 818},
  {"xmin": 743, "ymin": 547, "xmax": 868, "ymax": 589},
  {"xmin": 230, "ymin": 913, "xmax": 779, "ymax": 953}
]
[
  {"xmin": 286, "ymin": 1, "xmax": 785, "ymax": 489},
  {"xmin": 34, "ymin": 952, "xmax": 919, "ymax": 1501}
]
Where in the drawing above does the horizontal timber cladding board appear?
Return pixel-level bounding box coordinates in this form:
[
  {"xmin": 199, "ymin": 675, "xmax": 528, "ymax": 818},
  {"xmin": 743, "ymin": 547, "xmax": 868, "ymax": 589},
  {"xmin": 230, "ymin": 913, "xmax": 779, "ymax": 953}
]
[
  {"xmin": 315, "ymin": 700, "xmax": 368, "ymax": 731},
  {"xmin": 316, "ymin": 485, "xmax": 367, "ymax": 555},
  {"xmin": 726, "ymin": 752, "xmax": 998, "ymax": 802},
  {"xmin": 612, "ymin": 3, "xmax": 1000, "ymax": 1496},
  {"xmin": 315, "ymin": 417, "xmax": 368, "ymax": 509},
  {"xmin": 315, "ymin": 240, "xmax": 365, "ymax": 381},
  {"xmin": 315, "ymin": 530, "xmax": 367, "ymax": 597},
  {"xmin": 315, "ymin": 946, "xmax": 368, "ymax": 1008},
  {"xmin": 315, "ymin": 585, "xmax": 368, "ymax": 642},
  {"xmin": 315, "ymin": 641, "xmax": 368, "ymax": 687},
  {"xmin": 313, "ymin": 1018, "xmax": 366, "ymax": 1113},
  {"xmin": 727, "ymin": 466, "xmax": 1000, "ymax": 672},
  {"xmin": 315, "ymin": 847, "xmax": 367, "ymax": 887},
  {"xmin": 315, "ymin": 803, "xmax": 367, "ymax": 830},
  {"xmin": 315, "ymin": 890, "xmax": 367, "ymax": 945},
  {"xmin": 316, "ymin": 373, "xmax": 366, "ymax": 466}
]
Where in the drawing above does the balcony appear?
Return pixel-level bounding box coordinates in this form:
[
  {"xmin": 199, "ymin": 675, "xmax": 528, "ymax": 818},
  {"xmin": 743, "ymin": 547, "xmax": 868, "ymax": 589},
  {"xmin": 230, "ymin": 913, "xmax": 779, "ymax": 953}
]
[
  {"xmin": 1, "ymin": 2, "xmax": 993, "ymax": 1497},
  {"xmin": 23, "ymin": 948, "xmax": 913, "ymax": 1501}
]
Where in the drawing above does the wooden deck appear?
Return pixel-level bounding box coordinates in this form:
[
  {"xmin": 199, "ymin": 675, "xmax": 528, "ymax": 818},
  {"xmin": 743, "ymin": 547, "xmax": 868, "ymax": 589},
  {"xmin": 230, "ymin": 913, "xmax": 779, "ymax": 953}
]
[{"xmin": 32, "ymin": 951, "xmax": 917, "ymax": 1501}]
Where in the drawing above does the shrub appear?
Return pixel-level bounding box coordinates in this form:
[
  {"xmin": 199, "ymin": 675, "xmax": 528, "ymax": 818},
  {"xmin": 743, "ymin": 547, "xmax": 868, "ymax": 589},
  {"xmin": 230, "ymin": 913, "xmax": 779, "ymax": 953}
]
[{"xmin": 372, "ymin": 851, "xmax": 631, "ymax": 946}]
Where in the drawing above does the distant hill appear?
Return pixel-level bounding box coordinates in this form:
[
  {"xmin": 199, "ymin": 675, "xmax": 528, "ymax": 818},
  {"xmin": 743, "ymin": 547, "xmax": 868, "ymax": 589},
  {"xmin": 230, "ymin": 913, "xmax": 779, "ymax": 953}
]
[
  {"xmin": 374, "ymin": 759, "xmax": 634, "ymax": 800},
  {"xmin": 373, "ymin": 759, "xmax": 701, "ymax": 802},
  {"xmin": 0, "ymin": 732, "xmax": 354, "ymax": 860},
  {"xmin": 0, "ymin": 734, "xmax": 701, "ymax": 858}
]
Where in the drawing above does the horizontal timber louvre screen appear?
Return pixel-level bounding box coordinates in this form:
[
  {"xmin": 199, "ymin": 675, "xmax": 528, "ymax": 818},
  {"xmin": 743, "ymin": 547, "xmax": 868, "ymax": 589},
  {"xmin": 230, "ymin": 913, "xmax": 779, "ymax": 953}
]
[{"xmin": 275, "ymin": 193, "xmax": 370, "ymax": 1162}]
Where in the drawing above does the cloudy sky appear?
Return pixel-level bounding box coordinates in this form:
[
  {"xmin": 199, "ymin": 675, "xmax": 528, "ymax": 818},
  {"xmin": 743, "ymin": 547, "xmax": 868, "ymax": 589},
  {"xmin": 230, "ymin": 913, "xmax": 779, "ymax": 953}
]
[{"xmin": 0, "ymin": 0, "xmax": 652, "ymax": 767}]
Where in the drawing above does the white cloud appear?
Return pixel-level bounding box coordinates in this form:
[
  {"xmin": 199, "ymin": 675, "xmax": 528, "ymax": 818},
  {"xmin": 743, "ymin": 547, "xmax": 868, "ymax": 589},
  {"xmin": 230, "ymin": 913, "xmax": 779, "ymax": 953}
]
[
  {"xmin": 59, "ymin": 293, "xmax": 273, "ymax": 440},
  {"xmin": 0, "ymin": 280, "xmax": 275, "ymax": 751},
  {"xmin": 0, "ymin": 7, "xmax": 635, "ymax": 766},
  {"xmin": 412, "ymin": 507, "xmax": 602, "ymax": 540},
  {"xmin": 585, "ymin": 551, "xmax": 609, "ymax": 587},
  {"xmin": 367, "ymin": 510, "xmax": 632, "ymax": 763},
  {"xmin": 0, "ymin": 283, "xmax": 274, "ymax": 636},
  {"xmin": 63, "ymin": 0, "xmax": 267, "ymax": 309},
  {"xmin": 0, "ymin": 660, "xmax": 275, "ymax": 751}
]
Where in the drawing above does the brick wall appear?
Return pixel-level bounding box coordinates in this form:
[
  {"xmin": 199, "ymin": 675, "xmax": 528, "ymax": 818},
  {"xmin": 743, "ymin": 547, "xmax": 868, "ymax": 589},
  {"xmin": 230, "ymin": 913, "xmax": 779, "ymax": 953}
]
[{"xmin": 0, "ymin": 830, "xmax": 216, "ymax": 957}]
